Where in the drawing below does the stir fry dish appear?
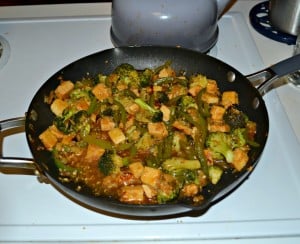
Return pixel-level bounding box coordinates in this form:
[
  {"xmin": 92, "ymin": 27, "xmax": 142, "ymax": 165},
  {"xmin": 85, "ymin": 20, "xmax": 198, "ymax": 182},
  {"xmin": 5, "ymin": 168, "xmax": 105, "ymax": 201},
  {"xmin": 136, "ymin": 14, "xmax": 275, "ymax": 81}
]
[{"xmin": 39, "ymin": 62, "xmax": 259, "ymax": 205}]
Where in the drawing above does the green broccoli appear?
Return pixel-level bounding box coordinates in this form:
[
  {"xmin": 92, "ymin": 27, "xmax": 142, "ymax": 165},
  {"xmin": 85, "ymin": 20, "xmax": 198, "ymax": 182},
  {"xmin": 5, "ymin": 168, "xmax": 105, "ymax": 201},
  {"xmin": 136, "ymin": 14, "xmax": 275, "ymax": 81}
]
[
  {"xmin": 178, "ymin": 95, "xmax": 198, "ymax": 112},
  {"xmin": 154, "ymin": 91, "xmax": 169, "ymax": 104},
  {"xmin": 223, "ymin": 106, "xmax": 248, "ymax": 130},
  {"xmin": 189, "ymin": 74, "xmax": 208, "ymax": 89},
  {"xmin": 205, "ymin": 132, "xmax": 234, "ymax": 163},
  {"xmin": 98, "ymin": 150, "xmax": 124, "ymax": 176},
  {"xmin": 113, "ymin": 63, "xmax": 135, "ymax": 77},
  {"xmin": 139, "ymin": 68, "xmax": 154, "ymax": 87},
  {"xmin": 113, "ymin": 63, "xmax": 139, "ymax": 86},
  {"xmin": 230, "ymin": 128, "xmax": 247, "ymax": 148},
  {"xmin": 162, "ymin": 157, "xmax": 201, "ymax": 187},
  {"xmin": 162, "ymin": 157, "xmax": 201, "ymax": 171},
  {"xmin": 134, "ymin": 98, "xmax": 163, "ymax": 122},
  {"xmin": 157, "ymin": 188, "xmax": 179, "ymax": 204},
  {"xmin": 208, "ymin": 165, "xmax": 223, "ymax": 184},
  {"xmin": 54, "ymin": 110, "xmax": 91, "ymax": 137}
]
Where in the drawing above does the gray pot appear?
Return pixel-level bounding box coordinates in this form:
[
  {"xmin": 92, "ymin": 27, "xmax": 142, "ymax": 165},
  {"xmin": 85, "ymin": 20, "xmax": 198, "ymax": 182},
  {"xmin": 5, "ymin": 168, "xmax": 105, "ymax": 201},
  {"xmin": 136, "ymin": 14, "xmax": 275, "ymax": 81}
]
[
  {"xmin": 269, "ymin": 0, "xmax": 300, "ymax": 36},
  {"xmin": 110, "ymin": 0, "xmax": 231, "ymax": 53}
]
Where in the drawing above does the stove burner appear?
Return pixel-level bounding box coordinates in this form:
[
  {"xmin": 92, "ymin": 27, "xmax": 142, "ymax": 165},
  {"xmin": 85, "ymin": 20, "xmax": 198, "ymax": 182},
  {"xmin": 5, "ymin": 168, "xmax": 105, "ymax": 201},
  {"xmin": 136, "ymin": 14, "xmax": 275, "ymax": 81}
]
[
  {"xmin": 0, "ymin": 35, "xmax": 10, "ymax": 70},
  {"xmin": 249, "ymin": 1, "xmax": 297, "ymax": 45}
]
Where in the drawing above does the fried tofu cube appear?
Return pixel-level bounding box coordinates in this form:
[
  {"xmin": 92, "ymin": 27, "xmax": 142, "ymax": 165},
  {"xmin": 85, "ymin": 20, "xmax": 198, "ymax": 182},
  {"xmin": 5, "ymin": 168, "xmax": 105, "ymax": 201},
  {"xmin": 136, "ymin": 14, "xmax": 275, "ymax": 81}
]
[
  {"xmin": 232, "ymin": 148, "xmax": 249, "ymax": 171},
  {"xmin": 108, "ymin": 128, "xmax": 126, "ymax": 144},
  {"xmin": 208, "ymin": 119, "xmax": 230, "ymax": 132},
  {"xmin": 160, "ymin": 104, "xmax": 171, "ymax": 122},
  {"xmin": 100, "ymin": 116, "xmax": 115, "ymax": 131},
  {"xmin": 206, "ymin": 79, "xmax": 219, "ymax": 94},
  {"xmin": 129, "ymin": 162, "xmax": 144, "ymax": 179},
  {"xmin": 141, "ymin": 166, "xmax": 162, "ymax": 188},
  {"xmin": 55, "ymin": 80, "xmax": 74, "ymax": 99},
  {"xmin": 147, "ymin": 122, "xmax": 168, "ymax": 139},
  {"xmin": 188, "ymin": 85, "xmax": 202, "ymax": 97},
  {"xmin": 48, "ymin": 125, "xmax": 65, "ymax": 139},
  {"xmin": 85, "ymin": 144, "xmax": 105, "ymax": 163},
  {"xmin": 201, "ymin": 92, "xmax": 219, "ymax": 104},
  {"xmin": 158, "ymin": 66, "xmax": 176, "ymax": 78},
  {"xmin": 50, "ymin": 98, "xmax": 68, "ymax": 116},
  {"xmin": 142, "ymin": 184, "xmax": 157, "ymax": 199},
  {"xmin": 39, "ymin": 128, "xmax": 58, "ymax": 150},
  {"xmin": 221, "ymin": 91, "xmax": 239, "ymax": 108},
  {"xmin": 210, "ymin": 105, "xmax": 226, "ymax": 121},
  {"xmin": 119, "ymin": 185, "xmax": 145, "ymax": 203},
  {"xmin": 125, "ymin": 103, "xmax": 140, "ymax": 115},
  {"xmin": 92, "ymin": 83, "xmax": 112, "ymax": 101},
  {"xmin": 173, "ymin": 120, "xmax": 194, "ymax": 135}
]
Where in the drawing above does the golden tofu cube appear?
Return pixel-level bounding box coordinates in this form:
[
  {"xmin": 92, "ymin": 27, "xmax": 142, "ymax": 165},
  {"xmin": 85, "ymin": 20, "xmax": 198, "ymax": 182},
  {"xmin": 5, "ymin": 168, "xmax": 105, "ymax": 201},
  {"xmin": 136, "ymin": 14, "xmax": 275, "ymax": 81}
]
[
  {"xmin": 55, "ymin": 80, "xmax": 74, "ymax": 99},
  {"xmin": 210, "ymin": 105, "xmax": 226, "ymax": 121},
  {"xmin": 129, "ymin": 162, "xmax": 144, "ymax": 179},
  {"xmin": 147, "ymin": 122, "xmax": 168, "ymax": 139},
  {"xmin": 85, "ymin": 144, "xmax": 105, "ymax": 163},
  {"xmin": 92, "ymin": 83, "xmax": 112, "ymax": 101},
  {"xmin": 232, "ymin": 148, "xmax": 249, "ymax": 171},
  {"xmin": 221, "ymin": 91, "xmax": 239, "ymax": 108},
  {"xmin": 39, "ymin": 128, "xmax": 58, "ymax": 150},
  {"xmin": 50, "ymin": 98, "xmax": 68, "ymax": 116},
  {"xmin": 158, "ymin": 66, "xmax": 176, "ymax": 78},
  {"xmin": 108, "ymin": 128, "xmax": 126, "ymax": 144},
  {"xmin": 188, "ymin": 85, "xmax": 202, "ymax": 97},
  {"xmin": 142, "ymin": 184, "xmax": 157, "ymax": 199},
  {"xmin": 206, "ymin": 79, "xmax": 219, "ymax": 94},
  {"xmin": 100, "ymin": 116, "xmax": 115, "ymax": 131},
  {"xmin": 208, "ymin": 119, "xmax": 230, "ymax": 132},
  {"xmin": 201, "ymin": 92, "xmax": 219, "ymax": 104},
  {"xmin": 119, "ymin": 185, "xmax": 145, "ymax": 203},
  {"xmin": 160, "ymin": 104, "xmax": 171, "ymax": 122},
  {"xmin": 141, "ymin": 166, "xmax": 162, "ymax": 188}
]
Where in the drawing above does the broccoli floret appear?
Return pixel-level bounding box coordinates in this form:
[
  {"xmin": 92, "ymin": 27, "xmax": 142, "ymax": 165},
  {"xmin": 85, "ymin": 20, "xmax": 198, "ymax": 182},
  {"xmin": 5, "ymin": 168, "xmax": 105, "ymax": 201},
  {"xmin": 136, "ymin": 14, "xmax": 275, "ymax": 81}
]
[
  {"xmin": 178, "ymin": 95, "xmax": 198, "ymax": 112},
  {"xmin": 113, "ymin": 63, "xmax": 139, "ymax": 86},
  {"xmin": 70, "ymin": 88, "xmax": 91, "ymax": 100},
  {"xmin": 98, "ymin": 150, "xmax": 115, "ymax": 176},
  {"xmin": 162, "ymin": 157, "xmax": 201, "ymax": 190},
  {"xmin": 206, "ymin": 132, "xmax": 234, "ymax": 163},
  {"xmin": 154, "ymin": 91, "xmax": 169, "ymax": 104},
  {"xmin": 223, "ymin": 106, "xmax": 248, "ymax": 130},
  {"xmin": 134, "ymin": 98, "xmax": 163, "ymax": 122},
  {"xmin": 208, "ymin": 165, "xmax": 223, "ymax": 184},
  {"xmin": 157, "ymin": 189, "xmax": 179, "ymax": 204},
  {"xmin": 113, "ymin": 63, "xmax": 135, "ymax": 77},
  {"xmin": 162, "ymin": 157, "xmax": 201, "ymax": 171},
  {"xmin": 230, "ymin": 128, "xmax": 247, "ymax": 148},
  {"xmin": 98, "ymin": 150, "xmax": 124, "ymax": 176},
  {"xmin": 139, "ymin": 68, "xmax": 154, "ymax": 87},
  {"xmin": 54, "ymin": 110, "xmax": 91, "ymax": 137}
]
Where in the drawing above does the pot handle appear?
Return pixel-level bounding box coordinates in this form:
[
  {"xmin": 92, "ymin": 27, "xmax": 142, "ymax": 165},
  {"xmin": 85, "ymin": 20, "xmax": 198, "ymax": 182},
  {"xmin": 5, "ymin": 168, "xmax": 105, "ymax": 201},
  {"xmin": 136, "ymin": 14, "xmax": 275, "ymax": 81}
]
[
  {"xmin": 247, "ymin": 54, "xmax": 300, "ymax": 95},
  {"xmin": 0, "ymin": 117, "xmax": 37, "ymax": 175}
]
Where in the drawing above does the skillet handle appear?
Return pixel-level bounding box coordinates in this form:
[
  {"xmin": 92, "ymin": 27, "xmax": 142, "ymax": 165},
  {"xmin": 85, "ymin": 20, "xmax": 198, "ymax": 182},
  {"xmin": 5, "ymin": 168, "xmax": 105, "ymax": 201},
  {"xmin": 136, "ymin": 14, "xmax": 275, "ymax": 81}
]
[
  {"xmin": 270, "ymin": 53, "xmax": 300, "ymax": 77},
  {"xmin": 0, "ymin": 117, "xmax": 37, "ymax": 175},
  {"xmin": 247, "ymin": 54, "xmax": 300, "ymax": 96}
]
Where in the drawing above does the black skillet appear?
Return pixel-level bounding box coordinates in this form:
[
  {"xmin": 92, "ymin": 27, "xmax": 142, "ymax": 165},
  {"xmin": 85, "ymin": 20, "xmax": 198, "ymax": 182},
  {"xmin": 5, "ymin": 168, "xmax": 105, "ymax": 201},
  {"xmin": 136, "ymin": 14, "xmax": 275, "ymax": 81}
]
[{"xmin": 1, "ymin": 46, "xmax": 300, "ymax": 217}]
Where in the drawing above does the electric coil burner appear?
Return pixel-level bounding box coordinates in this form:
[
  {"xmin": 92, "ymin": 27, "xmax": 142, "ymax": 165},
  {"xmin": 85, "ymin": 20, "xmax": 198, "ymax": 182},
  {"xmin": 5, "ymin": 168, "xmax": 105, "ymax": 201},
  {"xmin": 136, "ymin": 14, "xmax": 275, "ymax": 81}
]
[{"xmin": 249, "ymin": 1, "xmax": 297, "ymax": 45}]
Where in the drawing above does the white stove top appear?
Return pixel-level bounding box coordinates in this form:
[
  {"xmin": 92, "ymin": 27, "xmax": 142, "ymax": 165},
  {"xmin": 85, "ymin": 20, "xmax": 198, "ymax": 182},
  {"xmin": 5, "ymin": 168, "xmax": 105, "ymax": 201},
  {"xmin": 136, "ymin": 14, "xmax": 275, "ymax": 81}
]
[{"xmin": 0, "ymin": 2, "xmax": 300, "ymax": 242}]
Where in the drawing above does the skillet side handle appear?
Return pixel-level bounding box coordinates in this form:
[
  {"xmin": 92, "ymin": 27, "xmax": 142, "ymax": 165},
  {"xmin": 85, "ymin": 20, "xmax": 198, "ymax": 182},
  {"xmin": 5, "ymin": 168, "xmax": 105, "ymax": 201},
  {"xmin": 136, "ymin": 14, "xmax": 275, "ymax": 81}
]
[
  {"xmin": 270, "ymin": 53, "xmax": 300, "ymax": 77},
  {"xmin": 0, "ymin": 117, "xmax": 36, "ymax": 175},
  {"xmin": 247, "ymin": 54, "xmax": 300, "ymax": 96}
]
